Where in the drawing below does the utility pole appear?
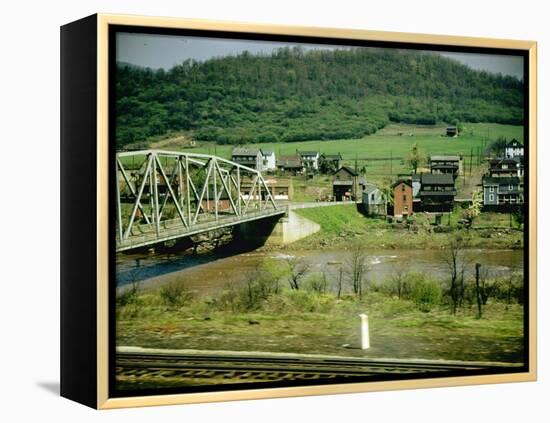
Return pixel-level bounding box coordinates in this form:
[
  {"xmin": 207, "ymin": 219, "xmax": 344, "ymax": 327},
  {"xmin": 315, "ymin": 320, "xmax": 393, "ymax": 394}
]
[{"xmin": 475, "ymin": 263, "xmax": 482, "ymax": 319}]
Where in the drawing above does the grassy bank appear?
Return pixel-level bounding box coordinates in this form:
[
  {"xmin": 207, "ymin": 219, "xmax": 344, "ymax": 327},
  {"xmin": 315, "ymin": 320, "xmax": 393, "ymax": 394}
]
[
  {"xmin": 117, "ymin": 285, "xmax": 524, "ymax": 364},
  {"xmin": 290, "ymin": 204, "xmax": 523, "ymax": 250}
]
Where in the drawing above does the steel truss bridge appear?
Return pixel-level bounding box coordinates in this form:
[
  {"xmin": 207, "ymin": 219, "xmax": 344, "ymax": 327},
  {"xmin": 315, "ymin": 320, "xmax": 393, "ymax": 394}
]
[{"xmin": 115, "ymin": 150, "xmax": 285, "ymax": 252}]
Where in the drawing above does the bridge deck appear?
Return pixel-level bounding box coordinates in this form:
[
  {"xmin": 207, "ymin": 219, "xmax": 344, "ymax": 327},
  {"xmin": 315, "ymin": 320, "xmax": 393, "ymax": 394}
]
[{"xmin": 116, "ymin": 208, "xmax": 286, "ymax": 252}]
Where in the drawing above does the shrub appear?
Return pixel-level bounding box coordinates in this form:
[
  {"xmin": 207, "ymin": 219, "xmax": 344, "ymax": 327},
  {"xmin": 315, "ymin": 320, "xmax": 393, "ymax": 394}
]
[
  {"xmin": 304, "ymin": 272, "xmax": 328, "ymax": 294},
  {"xmin": 264, "ymin": 290, "xmax": 336, "ymax": 313},
  {"xmin": 159, "ymin": 282, "xmax": 192, "ymax": 308},
  {"xmin": 116, "ymin": 282, "xmax": 140, "ymax": 307},
  {"xmin": 409, "ymin": 275, "xmax": 442, "ymax": 312}
]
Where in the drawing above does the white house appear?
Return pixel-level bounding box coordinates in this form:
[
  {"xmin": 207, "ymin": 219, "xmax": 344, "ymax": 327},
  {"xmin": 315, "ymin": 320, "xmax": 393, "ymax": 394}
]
[
  {"xmin": 298, "ymin": 150, "xmax": 320, "ymax": 171},
  {"xmin": 505, "ymin": 139, "xmax": 524, "ymax": 158},
  {"xmin": 260, "ymin": 149, "xmax": 276, "ymax": 171}
]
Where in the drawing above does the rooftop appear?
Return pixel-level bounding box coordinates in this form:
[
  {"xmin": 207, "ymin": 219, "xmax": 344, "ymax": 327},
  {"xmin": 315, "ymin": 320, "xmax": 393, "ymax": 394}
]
[
  {"xmin": 337, "ymin": 166, "xmax": 359, "ymax": 176},
  {"xmin": 419, "ymin": 190, "xmax": 457, "ymax": 197},
  {"xmin": 421, "ymin": 173, "xmax": 455, "ymax": 185},
  {"xmin": 392, "ymin": 179, "xmax": 412, "ymax": 188},
  {"xmin": 506, "ymin": 139, "xmax": 523, "ymax": 148},
  {"xmin": 298, "ymin": 151, "xmax": 319, "ymax": 157},
  {"xmin": 429, "ymin": 155, "xmax": 461, "ymax": 162},
  {"xmin": 482, "ymin": 176, "xmax": 521, "ymax": 185},
  {"xmin": 490, "ymin": 157, "xmax": 523, "ymax": 166},
  {"xmin": 232, "ymin": 148, "xmax": 260, "ymax": 157},
  {"xmin": 363, "ymin": 183, "xmax": 381, "ymax": 194}
]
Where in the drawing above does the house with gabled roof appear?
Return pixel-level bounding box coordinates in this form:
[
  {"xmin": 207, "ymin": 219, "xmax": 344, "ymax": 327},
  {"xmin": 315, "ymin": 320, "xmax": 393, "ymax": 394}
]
[
  {"xmin": 505, "ymin": 139, "xmax": 524, "ymax": 158},
  {"xmin": 260, "ymin": 149, "xmax": 276, "ymax": 171},
  {"xmin": 362, "ymin": 184, "xmax": 387, "ymax": 216},
  {"xmin": 333, "ymin": 166, "xmax": 365, "ymax": 201}
]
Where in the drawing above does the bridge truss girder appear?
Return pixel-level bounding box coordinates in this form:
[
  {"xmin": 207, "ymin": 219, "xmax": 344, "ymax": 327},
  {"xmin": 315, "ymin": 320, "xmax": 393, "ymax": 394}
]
[{"xmin": 115, "ymin": 150, "xmax": 278, "ymax": 245}]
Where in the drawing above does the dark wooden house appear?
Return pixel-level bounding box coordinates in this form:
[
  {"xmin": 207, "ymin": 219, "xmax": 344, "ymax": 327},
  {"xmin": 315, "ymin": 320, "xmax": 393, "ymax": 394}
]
[
  {"xmin": 333, "ymin": 166, "xmax": 360, "ymax": 201},
  {"xmin": 418, "ymin": 173, "xmax": 457, "ymax": 212},
  {"xmin": 320, "ymin": 153, "xmax": 342, "ymax": 173},
  {"xmin": 488, "ymin": 157, "xmax": 524, "ymax": 178},
  {"xmin": 276, "ymin": 155, "xmax": 303, "ymax": 175},
  {"xmin": 429, "ymin": 155, "xmax": 460, "ymax": 179},
  {"xmin": 231, "ymin": 148, "xmax": 262, "ymax": 170}
]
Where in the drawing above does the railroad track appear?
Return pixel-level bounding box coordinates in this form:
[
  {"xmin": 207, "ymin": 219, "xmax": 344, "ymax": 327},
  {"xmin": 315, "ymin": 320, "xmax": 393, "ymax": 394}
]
[{"xmin": 116, "ymin": 350, "xmax": 521, "ymax": 384}]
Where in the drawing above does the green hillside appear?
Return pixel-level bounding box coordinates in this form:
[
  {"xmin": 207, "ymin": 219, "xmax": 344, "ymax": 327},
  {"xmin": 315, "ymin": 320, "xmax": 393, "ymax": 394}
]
[{"xmin": 115, "ymin": 47, "xmax": 523, "ymax": 148}]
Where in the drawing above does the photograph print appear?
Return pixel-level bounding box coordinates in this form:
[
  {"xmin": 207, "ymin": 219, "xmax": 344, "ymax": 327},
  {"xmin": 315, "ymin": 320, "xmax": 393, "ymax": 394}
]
[{"xmin": 111, "ymin": 27, "xmax": 529, "ymax": 396}]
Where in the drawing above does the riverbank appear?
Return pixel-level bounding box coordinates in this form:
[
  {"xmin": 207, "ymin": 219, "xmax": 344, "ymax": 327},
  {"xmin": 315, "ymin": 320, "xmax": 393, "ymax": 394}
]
[{"xmin": 285, "ymin": 204, "xmax": 523, "ymax": 251}]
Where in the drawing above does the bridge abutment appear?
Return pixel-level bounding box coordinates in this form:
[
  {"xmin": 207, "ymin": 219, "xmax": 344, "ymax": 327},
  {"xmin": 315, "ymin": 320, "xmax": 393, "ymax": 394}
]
[{"xmin": 234, "ymin": 209, "xmax": 320, "ymax": 246}]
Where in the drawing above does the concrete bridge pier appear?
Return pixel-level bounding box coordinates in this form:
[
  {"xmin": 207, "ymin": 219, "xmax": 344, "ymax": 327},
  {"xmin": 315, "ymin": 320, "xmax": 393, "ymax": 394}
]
[{"xmin": 234, "ymin": 207, "xmax": 320, "ymax": 246}]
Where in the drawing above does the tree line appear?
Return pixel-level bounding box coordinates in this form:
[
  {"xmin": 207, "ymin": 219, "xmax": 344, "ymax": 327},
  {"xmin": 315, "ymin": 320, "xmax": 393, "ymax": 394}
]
[{"xmin": 116, "ymin": 47, "xmax": 524, "ymax": 148}]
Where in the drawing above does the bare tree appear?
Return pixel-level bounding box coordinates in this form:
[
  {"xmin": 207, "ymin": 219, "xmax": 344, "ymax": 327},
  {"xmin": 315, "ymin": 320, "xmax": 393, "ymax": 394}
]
[
  {"xmin": 336, "ymin": 266, "xmax": 344, "ymax": 299},
  {"xmin": 285, "ymin": 257, "xmax": 309, "ymax": 290},
  {"xmin": 346, "ymin": 243, "xmax": 369, "ymax": 299},
  {"xmin": 391, "ymin": 268, "xmax": 407, "ymax": 299},
  {"xmin": 443, "ymin": 234, "xmax": 468, "ymax": 314}
]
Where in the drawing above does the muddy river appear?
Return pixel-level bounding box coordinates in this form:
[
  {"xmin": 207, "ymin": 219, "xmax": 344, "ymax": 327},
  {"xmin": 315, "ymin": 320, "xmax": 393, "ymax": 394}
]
[{"xmin": 116, "ymin": 246, "xmax": 524, "ymax": 295}]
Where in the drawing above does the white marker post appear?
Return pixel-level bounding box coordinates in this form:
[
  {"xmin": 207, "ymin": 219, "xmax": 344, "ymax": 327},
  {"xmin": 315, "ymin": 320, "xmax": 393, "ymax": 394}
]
[{"xmin": 359, "ymin": 313, "xmax": 370, "ymax": 350}]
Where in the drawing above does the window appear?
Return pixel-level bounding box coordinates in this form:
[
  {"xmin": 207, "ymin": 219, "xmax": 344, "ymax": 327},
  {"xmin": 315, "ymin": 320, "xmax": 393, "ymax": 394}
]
[
  {"xmin": 489, "ymin": 186, "xmax": 494, "ymax": 192},
  {"xmin": 403, "ymin": 195, "xmax": 407, "ymax": 202},
  {"xmin": 401, "ymin": 185, "xmax": 405, "ymax": 192},
  {"xmin": 489, "ymin": 194, "xmax": 494, "ymax": 202},
  {"xmin": 509, "ymin": 184, "xmax": 514, "ymax": 191}
]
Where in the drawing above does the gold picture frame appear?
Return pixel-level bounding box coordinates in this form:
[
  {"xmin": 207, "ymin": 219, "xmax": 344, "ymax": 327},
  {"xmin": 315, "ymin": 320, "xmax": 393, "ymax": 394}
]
[{"xmin": 60, "ymin": 13, "xmax": 537, "ymax": 409}]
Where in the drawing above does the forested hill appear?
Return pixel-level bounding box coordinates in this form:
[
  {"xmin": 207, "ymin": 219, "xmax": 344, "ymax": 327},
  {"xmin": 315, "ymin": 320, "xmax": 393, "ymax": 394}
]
[{"xmin": 115, "ymin": 47, "xmax": 523, "ymax": 147}]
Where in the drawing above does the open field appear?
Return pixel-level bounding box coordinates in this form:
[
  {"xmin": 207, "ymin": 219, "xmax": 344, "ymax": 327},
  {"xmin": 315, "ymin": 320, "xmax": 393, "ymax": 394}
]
[{"xmin": 144, "ymin": 123, "xmax": 523, "ymax": 199}]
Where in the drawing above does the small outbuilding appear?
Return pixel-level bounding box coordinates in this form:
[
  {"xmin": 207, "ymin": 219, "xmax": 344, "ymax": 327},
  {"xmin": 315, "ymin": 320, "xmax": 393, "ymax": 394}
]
[
  {"xmin": 362, "ymin": 184, "xmax": 387, "ymax": 216},
  {"xmin": 446, "ymin": 126, "xmax": 458, "ymax": 137}
]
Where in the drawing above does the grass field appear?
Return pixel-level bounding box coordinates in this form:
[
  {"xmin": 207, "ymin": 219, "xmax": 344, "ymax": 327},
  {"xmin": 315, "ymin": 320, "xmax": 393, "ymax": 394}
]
[
  {"xmin": 143, "ymin": 122, "xmax": 523, "ymax": 197},
  {"xmin": 152, "ymin": 123, "xmax": 523, "ymax": 160},
  {"xmin": 116, "ymin": 290, "xmax": 524, "ymax": 365}
]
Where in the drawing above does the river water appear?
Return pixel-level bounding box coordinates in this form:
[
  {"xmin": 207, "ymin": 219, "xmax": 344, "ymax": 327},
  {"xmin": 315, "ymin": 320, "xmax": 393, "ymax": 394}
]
[{"xmin": 116, "ymin": 246, "xmax": 523, "ymax": 295}]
